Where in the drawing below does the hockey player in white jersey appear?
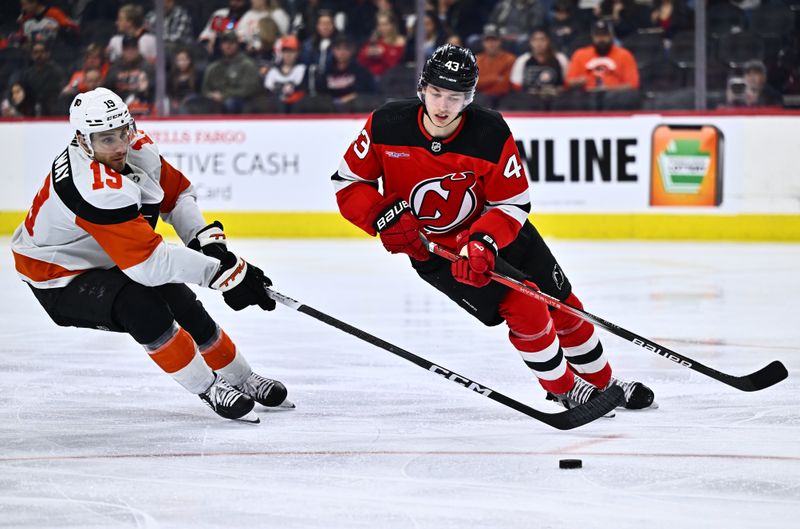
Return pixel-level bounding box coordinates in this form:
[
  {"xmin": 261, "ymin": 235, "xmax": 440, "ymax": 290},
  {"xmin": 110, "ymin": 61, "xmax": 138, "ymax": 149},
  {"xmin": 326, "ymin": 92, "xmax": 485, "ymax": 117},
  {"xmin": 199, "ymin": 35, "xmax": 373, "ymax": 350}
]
[{"xmin": 11, "ymin": 87, "xmax": 290, "ymax": 423}]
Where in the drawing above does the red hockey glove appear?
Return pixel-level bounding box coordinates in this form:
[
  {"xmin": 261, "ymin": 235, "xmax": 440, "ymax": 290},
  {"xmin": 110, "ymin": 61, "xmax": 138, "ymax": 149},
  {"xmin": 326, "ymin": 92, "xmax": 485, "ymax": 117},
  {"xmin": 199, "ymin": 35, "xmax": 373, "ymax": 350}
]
[
  {"xmin": 188, "ymin": 220, "xmax": 227, "ymax": 260},
  {"xmin": 451, "ymin": 231, "xmax": 498, "ymax": 288},
  {"xmin": 371, "ymin": 195, "xmax": 429, "ymax": 261},
  {"xmin": 523, "ymin": 279, "xmax": 540, "ymax": 291},
  {"xmin": 210, "ymin": 252, "xmax": 276, "ymax": 311}
]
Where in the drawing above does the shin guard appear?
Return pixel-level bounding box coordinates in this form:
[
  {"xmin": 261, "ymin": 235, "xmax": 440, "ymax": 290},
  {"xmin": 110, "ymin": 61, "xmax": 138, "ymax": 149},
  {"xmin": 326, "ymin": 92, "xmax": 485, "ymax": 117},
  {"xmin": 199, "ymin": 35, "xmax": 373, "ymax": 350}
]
[
  {"xmin": 145, "ymin": 322, "xmax": 214, "ymax": 394},
  {"xmin": 198, "ymin": 326, "xmax": 252, "ymax": 387},
  {"xmin": 552, "ymin": 292, "xmax": 612, "ymax": 388},
  {"xmin": 500, "ymin": 290, "xmax": 574, "ymax": 394}
]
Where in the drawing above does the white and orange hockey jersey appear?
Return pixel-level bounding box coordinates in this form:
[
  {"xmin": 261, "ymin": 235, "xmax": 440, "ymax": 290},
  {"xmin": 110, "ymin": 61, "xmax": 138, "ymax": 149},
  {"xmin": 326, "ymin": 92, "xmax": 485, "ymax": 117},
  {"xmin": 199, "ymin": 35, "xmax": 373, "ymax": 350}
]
[{"xmin": 11, "ymin": 130, "xmax": 220, "ymax": 289}]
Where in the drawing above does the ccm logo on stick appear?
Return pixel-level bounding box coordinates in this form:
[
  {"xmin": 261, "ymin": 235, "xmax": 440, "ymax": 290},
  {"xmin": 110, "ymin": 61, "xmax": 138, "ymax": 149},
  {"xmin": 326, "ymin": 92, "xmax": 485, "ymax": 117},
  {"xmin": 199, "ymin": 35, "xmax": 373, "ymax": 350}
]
[
  {"xmin": 429, "ymin": 365, "xmax": 492, "ymax": 396},
  {"xmin": 632, "ymin": 338, "xmax": 692, "ymax": 367}
]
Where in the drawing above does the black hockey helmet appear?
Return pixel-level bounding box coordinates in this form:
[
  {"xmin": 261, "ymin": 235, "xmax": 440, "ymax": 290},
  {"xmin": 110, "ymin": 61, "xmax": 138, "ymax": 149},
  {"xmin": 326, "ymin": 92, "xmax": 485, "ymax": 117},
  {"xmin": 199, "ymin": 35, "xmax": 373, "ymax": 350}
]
[{"xmin": 417, "ymin": 44, "xmax": 479, "ymax": 106}]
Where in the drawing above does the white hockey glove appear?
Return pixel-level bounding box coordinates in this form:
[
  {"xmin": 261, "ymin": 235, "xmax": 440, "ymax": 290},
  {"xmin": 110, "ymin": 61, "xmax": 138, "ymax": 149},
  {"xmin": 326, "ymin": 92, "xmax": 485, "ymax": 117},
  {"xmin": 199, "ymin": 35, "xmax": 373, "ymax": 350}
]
[
  {"xmin": 191, "ymin": 221, "xmax": 275, "ymax": 311},
  {"xmin": 209, "ymin": 252, "xmax": 275, "ymax": 311},
  {"xmin": 188, "ymin": 220, "xmax": 227, "ymax": 260}
]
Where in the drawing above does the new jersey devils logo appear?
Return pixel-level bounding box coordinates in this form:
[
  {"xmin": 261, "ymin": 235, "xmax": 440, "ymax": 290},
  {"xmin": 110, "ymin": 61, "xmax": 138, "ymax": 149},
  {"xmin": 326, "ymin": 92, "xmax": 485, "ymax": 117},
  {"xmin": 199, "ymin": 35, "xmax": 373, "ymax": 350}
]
[{"xmin": 410, "ymin": 172, "xmax": 477, "ymax": 233}]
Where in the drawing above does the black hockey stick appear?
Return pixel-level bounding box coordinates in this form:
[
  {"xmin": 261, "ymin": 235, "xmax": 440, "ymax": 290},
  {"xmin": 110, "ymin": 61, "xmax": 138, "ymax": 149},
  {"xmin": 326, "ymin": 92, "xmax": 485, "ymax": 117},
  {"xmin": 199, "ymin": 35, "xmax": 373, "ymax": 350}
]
[
  {"xmin": 425, "ymin": 239, "xmax": 788, "ymax": 392},
  {"xmin": 265, "ymin": 288, "xmax": 624, "ymax": 430}
]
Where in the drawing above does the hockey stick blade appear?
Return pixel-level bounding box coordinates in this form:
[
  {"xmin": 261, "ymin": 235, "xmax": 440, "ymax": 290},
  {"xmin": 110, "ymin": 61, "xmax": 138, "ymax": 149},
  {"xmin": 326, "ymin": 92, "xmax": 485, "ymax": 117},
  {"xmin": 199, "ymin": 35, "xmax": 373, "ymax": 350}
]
[
  {"xmin": 725, "ymin": 361, "xmax": 788, "ymax": 392},
  {"xmin": 424, "ymin": 237, "xmax": 788, "ymax": 393},
  {"xmin": 266, "ymin": 288, "xmax": 623, "ymax": 430}
]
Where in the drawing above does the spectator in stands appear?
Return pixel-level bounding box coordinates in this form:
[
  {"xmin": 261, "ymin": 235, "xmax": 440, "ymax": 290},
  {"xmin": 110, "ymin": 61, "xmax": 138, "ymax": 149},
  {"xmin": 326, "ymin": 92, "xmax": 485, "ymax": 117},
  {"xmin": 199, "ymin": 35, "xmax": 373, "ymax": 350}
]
[
  {"xmin": 511, "ymin": 28, "xmax": 568, "ymax": 96},
  {"xmin": 594, "ymin": 0, "xmax": 650, "ymax": 40},
  {"xmin": 108, "ymin": 4, "xmax": 157, "ymax": 64},
  {"xmin": 404, "ymin": 10, "xmax": 449, "ymax": 61},
  {"xmin": 144, "ymin": 0, "xmax": 194, "ymax": 49},
  {"xmin": 446, "ymin": 34, "xmax": 464, "ymax": 47},
  {"xmin": 1, "ymin": 81, "xmax": 37, "ymax": 117},
  {"xmin": 168, "ymin": 48, "xmax": 202, "ymax": 113},
  {"xmin": 475, "ymin": 24, "xmax": 517, "ymax": 106},
  {"xmin": 73, "ymin": 0, "xmax": 121, "ymax": 24},
  {"xmin": 774, "ymin": 45, "xmax": 800, "ymax": 97},
  {"xmin": 649, "ymin": 0, "xmax": 693, "ymax": 39},
  {"xmin": 238, "ymin": 0, "xmax": 291, "ymax": 52},
  {"xmin": 15, "ymin": 0, "xmax": 79, "ymax": 47},
  {"xmin": 357, "ymin": 11, "xmax": 406, "ymax": 80},
  {"xmin": 79, "ymin": 68, "xmax": 103, "ymax": 92},
  {"xmin": 723, "ymin": 76, "xmax": 749, "ymax": 108},
  {"xmin": 487, "ymin": 0, "xmax": 546, "ymax": 53},
  {"xmin": 300, "ymin": 9, "xmax": 339, "ymax": 75},
  {"xmin": 60, "ymin": 44, "xmax": 109, "ymax": 99},
  {"xmin": 742, "ymin": 60, "xmax": 783, "ymax": 107},
  {"xmin": 58, "ymin": 64, "xmax": 103, "ymax": 115},
  {"xmin": 106, "ymin": 35, "xmax": 155, "ymax": 116},
  {"xmin": 374, "ymin": 0, "xmax": 405, "ymax": 20},
  {"xmin": 265, "ymin": 35, "xmax": 307, "ymax": 111},
  {"xmin": 317, "ymin": 35, "xmax": 376, "ymax": 111},
  {"xmin": 17, "ymin": 41, "xmax": 65, "ymax": 116},
  {"xmin": 566, "ymin": 20, "xmax": 639, "ymax": 91},
  {"xmin": 249, "ymin": 17, "xmax": 281, "ymax": 78},
  {"xmin": 199, "ymin": 0, "xmax": 251, "ymax": 57},
  {"xmin": 440, "ymin": 0, "xmax": 494, "ymax": 47},
  {"xmin": 344, "ymin": 0, "xmax": 380, "ymax": 46},
  {"xmin": 285, "ymin": 0, "xmax": 336, "ymax": 42},
  {"xmin": 202, "ymin": 31, "xmax": 263, "ymax": 114},
  {"xmin": 549, "ymin": 0, "xmax": 585, "ymax": 55}
]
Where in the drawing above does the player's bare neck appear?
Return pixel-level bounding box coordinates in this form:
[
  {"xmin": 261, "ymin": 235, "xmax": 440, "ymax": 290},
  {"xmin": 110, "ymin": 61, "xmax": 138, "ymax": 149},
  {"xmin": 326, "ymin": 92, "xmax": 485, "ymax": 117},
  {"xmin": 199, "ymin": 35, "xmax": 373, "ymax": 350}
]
[{"xmin": 422, "ymin": 113, "xmax": 462, "ymax": 139}]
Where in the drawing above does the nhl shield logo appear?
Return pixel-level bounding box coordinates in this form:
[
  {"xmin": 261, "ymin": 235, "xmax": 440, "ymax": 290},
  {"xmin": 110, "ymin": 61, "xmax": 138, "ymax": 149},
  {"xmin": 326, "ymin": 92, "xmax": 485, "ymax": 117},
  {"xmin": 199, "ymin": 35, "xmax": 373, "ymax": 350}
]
[{"xmin": 431, "ymin": 141, "xmax": 442, "ymax": 153}]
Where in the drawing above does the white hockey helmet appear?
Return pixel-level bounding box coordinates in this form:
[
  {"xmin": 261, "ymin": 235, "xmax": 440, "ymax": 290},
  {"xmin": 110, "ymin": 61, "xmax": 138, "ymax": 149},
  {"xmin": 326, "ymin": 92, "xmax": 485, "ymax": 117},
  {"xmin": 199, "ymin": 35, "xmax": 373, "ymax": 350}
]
[{"xmin": 69, "ymin": 87, "xmax": 134, "ymax": 156}]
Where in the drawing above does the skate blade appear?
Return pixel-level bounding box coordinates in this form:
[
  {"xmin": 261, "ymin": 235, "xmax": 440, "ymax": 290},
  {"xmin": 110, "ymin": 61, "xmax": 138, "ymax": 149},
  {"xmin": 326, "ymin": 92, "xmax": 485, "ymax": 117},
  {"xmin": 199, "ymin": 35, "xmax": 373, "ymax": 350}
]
[
  {"xmin": 273, "ymin": 398, "xmax": 295, "ymax": 409},
  {"xmin": 234, "ymin": 410, "xmax": 261, "ymax": 424},
  {"xmin": 546, "ymin": 393, "xmax": 614, "ymax": 417},
  {"xmin": 619, "ymin": 401, "xmax": 659, "ymax": 411}
]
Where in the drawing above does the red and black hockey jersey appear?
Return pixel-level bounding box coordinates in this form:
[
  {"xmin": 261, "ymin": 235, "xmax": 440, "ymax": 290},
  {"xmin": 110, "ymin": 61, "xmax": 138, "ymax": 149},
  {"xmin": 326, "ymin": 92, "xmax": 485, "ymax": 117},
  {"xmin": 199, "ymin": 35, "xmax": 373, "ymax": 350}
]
[{"xmin": 334, "ymin": 99, "xmax": 531, "ymax": 250}]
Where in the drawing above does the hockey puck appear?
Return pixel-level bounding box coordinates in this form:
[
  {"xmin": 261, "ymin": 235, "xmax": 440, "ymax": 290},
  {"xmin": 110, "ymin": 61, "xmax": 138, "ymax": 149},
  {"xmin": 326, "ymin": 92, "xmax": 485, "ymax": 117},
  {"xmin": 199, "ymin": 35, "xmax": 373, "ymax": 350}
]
[{"xmin": 559, "ymin": 459, "xmax": 582, "ymax": 469}]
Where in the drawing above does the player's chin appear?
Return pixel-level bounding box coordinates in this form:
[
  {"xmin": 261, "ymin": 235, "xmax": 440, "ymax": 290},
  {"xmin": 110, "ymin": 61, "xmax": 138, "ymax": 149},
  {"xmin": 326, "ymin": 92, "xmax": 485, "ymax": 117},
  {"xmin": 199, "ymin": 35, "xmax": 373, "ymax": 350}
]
[{"xmin": 109, "ymin": 156, "xmax": 126, "ymax": 171}]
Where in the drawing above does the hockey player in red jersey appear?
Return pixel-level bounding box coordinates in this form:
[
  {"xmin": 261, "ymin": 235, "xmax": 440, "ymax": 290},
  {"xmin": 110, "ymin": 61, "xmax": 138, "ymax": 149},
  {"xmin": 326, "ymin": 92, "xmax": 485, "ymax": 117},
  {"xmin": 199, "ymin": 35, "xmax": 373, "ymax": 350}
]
[
  {"xmin": 333, "ymin": 44, "xmax": 656, "ymax": 412},
  {"xmin": 11, "ymin": 87, "xmax": 291, "ymax": 423}
]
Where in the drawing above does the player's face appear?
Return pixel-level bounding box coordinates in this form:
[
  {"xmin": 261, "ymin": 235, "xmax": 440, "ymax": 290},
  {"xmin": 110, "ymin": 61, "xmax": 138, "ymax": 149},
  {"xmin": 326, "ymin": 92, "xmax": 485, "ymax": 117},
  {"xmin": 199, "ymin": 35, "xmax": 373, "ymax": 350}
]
[
  {"xmin": 423, "ymin": 85, "xmax": 466, "ymax": 127},
  {"xmin": 90, "ymin": 125, "xmax": 132, "ymax": 172}
]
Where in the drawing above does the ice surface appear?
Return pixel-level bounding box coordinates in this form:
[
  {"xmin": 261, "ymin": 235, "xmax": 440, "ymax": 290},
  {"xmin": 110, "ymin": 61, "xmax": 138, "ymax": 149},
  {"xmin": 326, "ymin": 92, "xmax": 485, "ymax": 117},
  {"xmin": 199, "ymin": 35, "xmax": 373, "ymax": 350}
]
[{"xmin": 0, "ymin": 239, "xmax": 798, "ymax": 528}]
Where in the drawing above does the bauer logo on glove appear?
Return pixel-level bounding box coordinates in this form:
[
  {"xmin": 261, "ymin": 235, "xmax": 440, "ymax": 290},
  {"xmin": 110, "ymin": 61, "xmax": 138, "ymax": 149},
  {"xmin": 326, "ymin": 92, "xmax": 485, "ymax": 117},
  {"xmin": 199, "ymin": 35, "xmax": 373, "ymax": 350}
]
[
  {"xmin": 369, "ymin": 194, "xmax": 429, "ymax": 261},
  {"xmin": 374, "ymin": 199, "xmax": 412, "ymax": 232}
]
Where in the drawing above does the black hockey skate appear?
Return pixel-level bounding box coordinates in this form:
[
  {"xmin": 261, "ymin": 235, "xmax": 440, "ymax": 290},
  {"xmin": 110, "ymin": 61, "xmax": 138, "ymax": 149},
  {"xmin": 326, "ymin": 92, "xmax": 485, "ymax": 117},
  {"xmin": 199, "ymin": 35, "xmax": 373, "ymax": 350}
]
[
  {"xmin": 199, "ymin": 374, "xmax": 259, "ymax": 423},
  {"xmin": 235, "ymin": 372, "xmax": 294, "ymax": 409},
  {"xmin": 546, "ymin": 377, "xmax": 616, "ymax": 418},
  {"xmin": 606, "ymin": 377, "xmax": 657, "ymax": 410}
]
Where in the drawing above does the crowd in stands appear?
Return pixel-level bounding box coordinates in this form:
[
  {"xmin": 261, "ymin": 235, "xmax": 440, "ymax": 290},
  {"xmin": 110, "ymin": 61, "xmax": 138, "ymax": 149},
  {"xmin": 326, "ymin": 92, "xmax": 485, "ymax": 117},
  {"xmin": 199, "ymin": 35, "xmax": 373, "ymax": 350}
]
[{"xmin": 1, "ymin": 0, "xmax": 798, "ymax": 117}]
